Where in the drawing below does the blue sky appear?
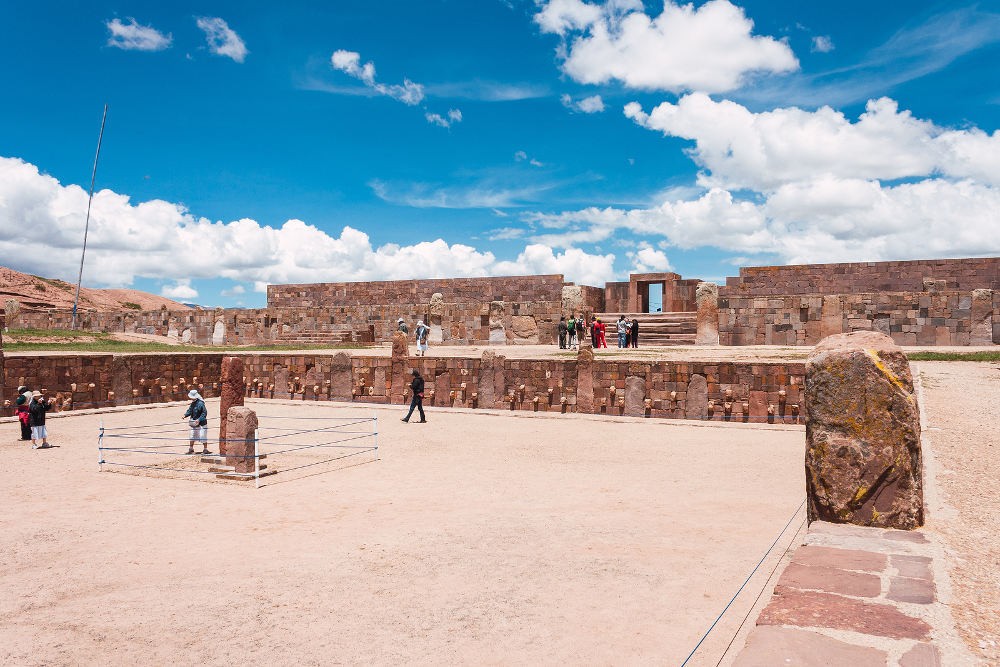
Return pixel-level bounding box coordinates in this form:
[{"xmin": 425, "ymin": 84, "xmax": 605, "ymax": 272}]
[{"xmin": 1, "ymin": 0, "xmax": 998, "ymax": 307}]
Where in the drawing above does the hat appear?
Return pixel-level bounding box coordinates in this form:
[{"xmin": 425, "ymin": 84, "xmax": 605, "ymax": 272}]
[
  {"xmin": 398, "ymin": 318, "xmax": 404, "ymax": 322},
  {"xmin": 17, "ymin": 386, "xmax": 28, "ymax": 394},
  {"xmin": 411, "ymin": 369, "xmax": 420, "ymax": 376},
  {"xmin": 417, "ymin": 320, "xmax": 424, "ymax": 326},
  {"xmin": 188, "ymin": 389, "xmax": 202, "ymax": 400},
  {"xmin": 31, "ymin": 391, "xmax": 42, "ymax": 398}
]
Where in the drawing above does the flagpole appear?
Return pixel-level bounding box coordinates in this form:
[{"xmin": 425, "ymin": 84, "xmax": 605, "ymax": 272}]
[{"xmin": 72, "ymin": 104, "xmax": 108, "ymax": 330}]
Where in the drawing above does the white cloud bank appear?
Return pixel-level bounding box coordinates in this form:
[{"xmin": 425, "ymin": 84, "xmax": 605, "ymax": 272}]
[
  {"xmin": 162, "ymin": 280, "xmax": 198, "ymax": 300},
  {"xmin": 535, "ymin": 0, "xmax": 798, "ymax": 93},
  {"xmin": 106, "ymin": 18, "xmax": 172, "ymax": 51},
  {"xmin": 561, "ymin": 93, "xmax": 605, "ymax": 113},
  {"xmin": 0, "ymin": 156, "xmax": 617, "ymax": 289},
  {"xmin": 196, "ymin": 17, "xmax": 248, "ymax": 63}
]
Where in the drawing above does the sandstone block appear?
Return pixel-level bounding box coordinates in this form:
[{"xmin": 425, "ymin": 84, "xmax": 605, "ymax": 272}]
[
  {"xmin": 219, "ymin": 356, "xmax": 245, "ymax": 454},
  {"xmin": 225, "ymin": 406, "xmax": 258, "ymax": 474},
  {"xmin": 695, "ymin": 282, "xmax": 720, "ymax": 345},
  {"xmin": 685, "ymin": 374, "xmax": 708, "ymax": 418},
  {"xmin": 510, "ymin": 315, "xmax": 539, "ymax": 343},
  {"xmin": 970, "ymin": 289, "xmax": 994, "ymax": 345},
  {"xmin": 576, "ymin": 347, "xmax": 594, "ymax": 414},
  {"xmin": 805, "ymin": 331, "xmax": 923, "ymax": 529},
  {"xmin": 624, "ymin": 376, "xmax": 645, "ymax": 416},
  {"xmin": 330, "ymin": 352, "xmax": 352, "ymax": 399},
  {"xmin": 429, "ymin": 292, "xmax": 445, "ymax": 317},
  {"xmin": 391, "ymin": 331, "xmax": 409, "ymax": 359}
]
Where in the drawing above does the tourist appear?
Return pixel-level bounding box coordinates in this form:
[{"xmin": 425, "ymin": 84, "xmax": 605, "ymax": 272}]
[
  {"xmin": 396, "ymin": 317, "xmax": 408, "ymax": 334},
  {"xmin": 591, "ymin": 318, "xmax": 600, "ymax": 348},
  {"xmin": 415, "ymin": 320, "xmax": 429, "ymax": 357},
  {"xmin": 617, "ymin": 315, "xmax": 628, "ymax": 348},
  {"xmin": 558, "ymin": 316, "xmax": 567, "ymax": 349},
  {"xmin": 631, "ymin": 318, "xmax": 639, "ymax": 348},
  {"xmin": 567, "ymin": 314, "xmax": 577, "ymax": 349},
  {"xmin": 183, "ymin": 389, "xmax": 210, "ymax": 455},
  {"xmin": 597, "ymin": 318, "xmax": 608, "ymax": 348},
  {"xmin": 15, "ymin": 385, "xmax": 31, "ymax": 441},
  {"xmin": 576, "ymin": 315, "xmax": 586, "ymax": 347},
  {"xmin": 401, "ymin": 369, "xmax": 426, "ymax": 423},
  {"xmin": 28, "ymin": 391, "xmax": 52, "ymax": 449}
]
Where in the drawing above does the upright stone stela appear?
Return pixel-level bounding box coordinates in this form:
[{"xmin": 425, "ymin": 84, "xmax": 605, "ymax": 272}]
[
  {"xmin": 805, "ymin": 331, "xmax": 923, "ymax": 530},
  {"xmin": 219, "ymin": 356, "xmax": 244, "ymax": 456},
  {"xmin": 695, "ymin": 281, "xmax": 720, "ymax": 346},
  {"xmin": 225, "ymin": 406, "xmax": 258, "ymax": 475}
]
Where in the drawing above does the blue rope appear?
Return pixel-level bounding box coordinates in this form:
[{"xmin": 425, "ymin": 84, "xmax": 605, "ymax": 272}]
[{"xmin": 679, "ymin": 498, "xmax": 806, "ymax": 667}]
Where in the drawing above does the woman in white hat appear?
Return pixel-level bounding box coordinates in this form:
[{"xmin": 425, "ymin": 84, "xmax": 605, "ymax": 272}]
[
  {"xmin": 182, "ymin": 389, "xmax": 210, "ymax": 455},
  {"xmin": 28, "ymin": 391, "xmax": 53, "ymax": 449},
  {"xmin": 415, "ymin": 320, "xmax": 429, "ymax": 356}
]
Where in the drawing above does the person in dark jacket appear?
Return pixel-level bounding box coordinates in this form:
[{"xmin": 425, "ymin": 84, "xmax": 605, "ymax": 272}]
[
  {"xmin": 631, "ymin": 318, "xmax": 639, "ymax": 348},
  {"xmin": 15, "ymin": 385, "xmax": 31, "ymax": 440},
  {"xmin": 401, "ymin": 369, "xmax": 426, "ymax": 423},
  {"xmin": 558, "ymin": 317, "xmax": 568, "ymax": 349},
  {"xmin": 28, "ymin": 391, "xmax": 52, "ymax": 449},
  {"xmin": 182, "ymin": 389, "xmax": 211, "ymax": 455}
]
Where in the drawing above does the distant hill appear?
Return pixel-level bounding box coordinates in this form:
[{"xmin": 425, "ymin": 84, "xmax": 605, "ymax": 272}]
[{"xmin": 0, "ymin": 266, "xmax": 191, "ymax": 312}]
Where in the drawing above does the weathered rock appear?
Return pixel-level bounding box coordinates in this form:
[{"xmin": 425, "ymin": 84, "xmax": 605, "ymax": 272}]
[
  {"xmin": 477, "ymin": 349, "xmax": 505, "ymax": 408},
  {"xmin": 429, "ymin": 292, "xmax": 445, "ymax": 317},
  {"xmin": 685, "ymin": 374, "xmax": 708, "ymax": 418},
  {"xmin": 576, "ymin": 347, "xmax": 594, "ymax": 413},
  {"xmin": 224, "ymin": 406, "xmax": 258, "ymax": 474},
  {"xmin": 391, "ymin": 330, "xmax": 409, "ymax": 359},
  {"xmin": 433, "ymin": 372, "xmax": 451, "ymax": 407},
  {"xmin": 624, "ymin": 376, "xmax": 645, "ymax": 416},
  {"xmin": 970, "ymin": 289, "xmax": 994, "ymax": 345},
  {"xmin": 212, "ymin": 320, "xmax": 225, "ymax": 346},
  {"xmin": 921, "ymin": 278, "xmax": 947, "ymax": 293},
  {"xmin": 805, "ymin": 331, "xmax": 923, "ymax": 529},
  {"xmin": 561, "ymin": 285, "xmax": 584, "ymax": 317},
  {"xmin": 695, "ymin": 282, "xmax": 720, "ymax": 346},
  {"xmin": 330, "ymin": 352, "xmax": 353, "ymax": 399},
  {"xmin": 509, "ymin": 315, "xmax": 538, "ymax": 343},
  {"xmin": 821, "ymin": 294, "xmax": 844, "ymax": 339},
  {"xmin": 489, "ymin": 301, "xmax": 506, "ymax": 344},
  {"xmin": 390, "ymin": 331, "xmax": 410, "ymax": 403},
  {"xmin": 219, "ymin": 356, "xmax": 244, "ymax": 454},
  {"xmin": 273, "ymin": 366, "xmax": 289, "ymax": 399},
  {"xmin": 111, "ymin": 355, "xmax": 133, "ymax": 407}
]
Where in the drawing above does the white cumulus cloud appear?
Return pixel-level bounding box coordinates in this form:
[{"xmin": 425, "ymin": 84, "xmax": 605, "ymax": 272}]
[
  {"xmin": 162, "ymin": 280, "xmax": 199, "ymax": 300},
  {"xmin": 331, "ymin": 50, "xmax": 425, "ymax": 105},
  {"xmin": 105, "ymin": 18, "xmax": 172, "ymax": 51},
  {"xmin": 561, "ymin": 93, "xmax": 605, "ymax": 113},
  {"xmin": 536, "ymin": 0, "xmax": 798, "ymax": 93},
  {"xmin": 196, "ymin": 17, "xmax": 248, "ymax": 63}
]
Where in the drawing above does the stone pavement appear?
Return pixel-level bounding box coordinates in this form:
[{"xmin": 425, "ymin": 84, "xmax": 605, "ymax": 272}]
[{"xmin": 733, "ymin": 521, "xmax": 966, "ymax": 666}]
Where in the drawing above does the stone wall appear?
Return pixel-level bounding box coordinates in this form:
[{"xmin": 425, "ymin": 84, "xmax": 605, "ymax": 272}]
[
  {"xmin": 719, "ymin": 290, "xmax": 1000, "ymax": 346},
  {"xmin": 605, "ymin": 282, "xmax": 629, "ymax": 312},
  {"xmin": 4, "ymin": 351, "xmax": 805, "ymax": 423},
  {"xmin": 267, "ymin": 275, "xmax": 566, "ymax": 309},
  {"xmin": 723, "ymin": 256, "xmax": 1000, "ymax": 297}
]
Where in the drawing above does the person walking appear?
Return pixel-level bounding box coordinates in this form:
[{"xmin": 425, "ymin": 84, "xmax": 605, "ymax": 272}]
[
  {"xmin": 597, "ymin": 318, "xmax": 608, "ymax": 348},
  {"xmin": 182, "ymin": 389, "xmax": 211, "ymax": 455},
  {"xmin": 617, "ymin": 315, "xmax": 628, "ymax": 348},
  {"xmin": 558, "ymin": 316, "xmax": 568, "ymax": 349},
  {"xmin": 396, "ymin": 318, "xmax": 409, "ymax": 334},
  {"xmin": 567, "ymin": 314, "xmax": 577, "ymax": 349},
  {"xmin": 15, "ymin": 385, "xmax": 31, "ymax": 441},
  {"xmin": 401, "ymin": 369, "xmax": 426, "ymax": 423},
  {"xmin": 591, "ymin": 318, "xmax": 600, "ymax": 349},
  {"xmin": 631, "ymin": 318, "xmax": 640, "ymax": 348},
  {"xmin": 28, "ymin": 391, "xmax": 52, "ymax": 449},
  {"xmin": 415, "ymin": 320, "xmax": 429, "ymax": 356}
]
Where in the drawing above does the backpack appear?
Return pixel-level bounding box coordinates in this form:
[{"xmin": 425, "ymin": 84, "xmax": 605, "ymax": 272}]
[{"xmin": 567, "ymin": 318, "xmax": 575, "ymax": 332}]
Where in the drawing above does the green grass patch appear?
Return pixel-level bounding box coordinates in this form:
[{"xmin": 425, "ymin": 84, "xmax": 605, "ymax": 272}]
[
  {"xmin": 122, "ymin": 302, "xmax": 142, "ymax": 310},
  {"xmin": 906, "ymin": 351, "xmax": 1000, "ymax": 362},
  {"xmin": 6, "ymin": 327, "xmax": 111, "ymax": 339}
]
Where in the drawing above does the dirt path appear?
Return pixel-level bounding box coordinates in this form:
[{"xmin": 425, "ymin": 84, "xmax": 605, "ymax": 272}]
[{"xmin": 915, "ymin": 361, "xmax": 1000, "ymax": 663}]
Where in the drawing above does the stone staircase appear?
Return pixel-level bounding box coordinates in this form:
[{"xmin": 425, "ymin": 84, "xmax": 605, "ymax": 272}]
[{"xmin": 591, "ymin": 312, "xmax": 697, "ymax": 346}]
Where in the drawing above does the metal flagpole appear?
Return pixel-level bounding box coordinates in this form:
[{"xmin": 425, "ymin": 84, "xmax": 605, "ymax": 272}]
[{"xmin": 72, "ymin": 104, "xmax": 108, "ymax": 330}]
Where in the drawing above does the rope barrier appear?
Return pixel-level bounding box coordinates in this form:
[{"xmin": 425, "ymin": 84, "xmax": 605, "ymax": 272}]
[{"xmin": 679, "ymin": 498, "xmax": 806, "ymax": 667}]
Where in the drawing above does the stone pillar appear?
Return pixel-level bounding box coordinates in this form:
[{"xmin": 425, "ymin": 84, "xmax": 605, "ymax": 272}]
[
  {"xmin": 575, "ymin": 347, "xmax": 594, "ymax": 414},
  {"xmin": 685, "ymin": 374, "xmax": 708, "ymax": 418},
  {"xmin": 624, "ymin": 376, "xmax": 645, "ymax": 417},
  {"xmin": 225, "ymin": 406, "xmax": 258, "ymax": 474},
  {"xmin": 695, "ymin": 282, "xmax": 720, "ymax": 346},
  {"xmin": 219, "ymin": 356, "xmax": 245, "ymax": 455},
  {"xmin": 330, "ymin": 351, "xmax": 353, "ymax": 399},
  {"xmin": 477, "ymin": 349, "xmax": 505, "ymax": 408},
  {"xmin": 805, "ymin": 331, "xmax": 923, "ymax": 529},
  {"xmin": 390, "ymin": 331, "xmax": 410, "ymax": 404},
  {"xmin": 970, "ymin": 289, "xmax": 994, "ymax": 345},
  {"xmin": 111, "ymin": 355, "xmax": 133, "ymax": 407},
  {"xmin": 488, "ymin": 301, "xmax": 506, "ymax": 345},
  {"xmin": 429, "ymin": 292, "xmax": 444, "ymax": 344}
]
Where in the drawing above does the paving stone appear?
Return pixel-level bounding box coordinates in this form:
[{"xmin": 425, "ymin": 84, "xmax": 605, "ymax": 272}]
[
  {"xmin": 778, "ymin": 562, "xmax": 881, "ymax": 597},
  {"xmin": 758, "ymin": 586, "xmax": 931, "ymax": 639},
  {"xmin": 732, "ymin": 626, "xmax": 887, "ymax": 667},
  {"xmin": 793, "ymin": 545, "xmax": 888, "ymax": 573},
  {"xmin": 884, "ymin": 530, "xmax": 929, "ymax": 544},
  {"xmin": 898, "ymin": 643, "xmax": 941, "ymax": 667},
  {"xmin": 888, "ymin": 577, "xmax": 935, "ymax": 604},
  {"xmin": 891, "ymin": 554, "xmax": 933, "ymax": 581}
]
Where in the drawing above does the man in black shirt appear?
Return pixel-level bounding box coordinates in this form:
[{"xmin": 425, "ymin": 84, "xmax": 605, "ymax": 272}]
[{"xmin": 401, "ymin": 369, "xmax": 426, "ymax": 423}]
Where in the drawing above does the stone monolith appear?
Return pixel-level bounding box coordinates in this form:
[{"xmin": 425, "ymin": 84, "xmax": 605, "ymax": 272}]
[
  {"xmin": 805, "ymin": 331, "xmax": 923, "ymax": 529},
  {"xmin": 695, "ymin": 282, "xmax": 720, "ymax": 346},
  {"xmin": 624, "ymin": 376, "xmax": 645, "ymax": 416},
  {"xmin": 219, "ymin": 356, "xmax": 244, "ymax": 455},
  {"xmin": 971, "ymin": 289, "xmax": 994, "ymax": 345},
  {"xmin": 576, "ymin": 347, "xmax": 594, "ymax": 413},
  {"xmin": 225, "ymin": 406, "xmax": 258, "ymax": 474}
]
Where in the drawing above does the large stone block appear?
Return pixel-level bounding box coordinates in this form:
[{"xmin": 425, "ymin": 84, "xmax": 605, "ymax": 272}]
[
  {"xmin": 219, "ymin": 356, "xmax": 244, "ymax": 455},
  {"xmin": 805, "ymin": 331, "xmax": 923, "ymax": 529},
  {"xmin": 575, "ymin": 347, "xmax": 594, "ymax": 414},
  {"xmin": 970, "ymin": 289, "xmax": 994, "ymax": 345},
  {"xmin": 695, "ymin": 282, "xmax": 720, "ymax": 345},
  {"xmin": 624, "ymin": 376, "xmax": 645, "ymax": 416},
  {"xmin": 330, "ymin": 352, "xmax": 353, "ymax": 399},
  {"xmin": 225, "ymin": 406, "xmax": 258, "ymax": 474},
  {"xmin": 685, "ymin": 374, "xmax": 708, "ymax": 418}
]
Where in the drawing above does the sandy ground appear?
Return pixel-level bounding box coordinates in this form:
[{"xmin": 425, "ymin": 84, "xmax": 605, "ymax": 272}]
[
  {"xmin": 915, "ymin": 361, "xmax": 1000, "ymax": 663},
  {"xmin": 1, "ymin": 399, "xmax": 805, "ymax": 665}
]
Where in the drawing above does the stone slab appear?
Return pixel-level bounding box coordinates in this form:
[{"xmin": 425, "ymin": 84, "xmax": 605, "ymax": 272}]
[
  {"xmin": 888, "ymin": 576, "xmax": 935, "ymax": 605},
  {"xmin": 899, "ymin": 643, "xmax": 942, "ymax": 667},
  {"xmin": 892, "ymin": 554, "xmax": 933, "ymax": 580},
  {"xmin": 733, "ymin": 626, "xmax": 887, "ymax": 667},
  {"xmin": 792, "ymin": 545, "xmax": 888, "ymax": 573},
  {"xmin": 777, "ymin": 562, "xmax": 881, "ymax": 598}
]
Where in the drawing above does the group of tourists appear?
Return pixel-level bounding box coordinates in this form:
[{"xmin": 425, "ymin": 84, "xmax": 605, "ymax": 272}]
[
  {"xmin": 558, "ymin": 314, "xmax": 640, "ymax": 349},
  {"xmin": 397, "ymin": 317, "xmax": 430, "ymax": 356},
  {"xmin": 13, "ymin": 385, "xmax": 53, "ymax": 448}
]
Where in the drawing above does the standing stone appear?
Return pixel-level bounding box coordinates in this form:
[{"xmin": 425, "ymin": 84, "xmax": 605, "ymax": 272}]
[
  {"xmin": 274, "ymin": 366, "xmax": 289, "ymax": 399},
  {"xmin": 390, "ymin": 331, "xmax": 410, "ymax": 404},
  {"xmin": 225, "ymin": 406, "xmax": 258, "ymax": 474},
  {"xmin": 805, "ymin": 331, "xmax": 923, "ymax": 530},
  {"xmin": 970, "ymin": 289, "xmax": 994, "ymax": 345},
  {"xmin": 510, "ymin": 315, "xmax": 539, "ymax": 344},
  {"xmin": 820, "ymin": 295, "xmax": 844, "ymax": 339},
  {"xmin": 576, "ymin": 347, "xmax": 595, "ymax": 414},
  {"xmin": 219, "ymin": 356, "xmax": 245, "ymax": 455},
  {"xmin": 330, "ymin": 352, "xmax": 353, "ymax": 399},
  {"xmin": 212, "ymin": 320, "xmax": 226, "ymax": 346},
  {"xmin": 429, "ymin": 292, "xmax": 445, "ymax": 344},
  {"xmin": 391, "ymin": 330, "xmax": 409, "ymax": 358},
  {"xmin": 477, "ymin": 349, "xmax": 506, "ymax": 408},
  {"xmin": 624, "ymin": 376, "xmax": 645, "ymax": 416},
  {"xmin": 561, "ymin": 285, "xmax": 584, "ymax": 317},
  {"xmin": 695, "ymin": 282, "xmax": 720, "ymax": 346},
  {"xmin": 489, "ymin": 301, "xmax": 507, "ymax": 344},
  {"xmin": 111, "ymin": 355, "xmax": 133, "ymax": 407},
  {"xmin": 685, "ymin": 374, "xmax": 708, "ymax": 418}
]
